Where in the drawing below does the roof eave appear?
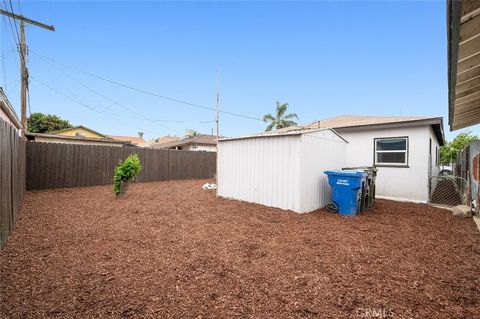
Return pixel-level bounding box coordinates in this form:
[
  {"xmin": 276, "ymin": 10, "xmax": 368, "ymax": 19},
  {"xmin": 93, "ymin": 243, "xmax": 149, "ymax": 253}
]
[
  {"xmin": 0, "ymin": 88, "xmax": 21, "ymax": 129},
  {"xmin": 447, "ymin": 0, "xmax": 462, "ymax": 130},
  {"xmin": 25, "ymin": 132, "xmax": 130, "ymax": 144}
]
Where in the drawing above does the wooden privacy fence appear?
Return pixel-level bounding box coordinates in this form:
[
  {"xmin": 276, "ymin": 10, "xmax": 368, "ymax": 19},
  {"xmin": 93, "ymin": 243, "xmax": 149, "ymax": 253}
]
[
  {"xmin": 26, "ymin": 142, "xmax": 216, "ymax": 190},
  {"xmin": 0, "ymin": 119, "xmax": 26, "ymax": 248}
]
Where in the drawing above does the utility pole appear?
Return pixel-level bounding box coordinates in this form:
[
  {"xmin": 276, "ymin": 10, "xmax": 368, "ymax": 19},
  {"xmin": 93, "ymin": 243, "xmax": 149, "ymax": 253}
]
[
  {"xmin": 0, "ymin": 9, "xmax": 55, "ymax": 136},
  {"xmin": 215, "ymin": 70, "xmax": 220, "ymax": 193},
  {"xmin": 216, "ymin": 70, "xmax": 220, "ymax": 148}
]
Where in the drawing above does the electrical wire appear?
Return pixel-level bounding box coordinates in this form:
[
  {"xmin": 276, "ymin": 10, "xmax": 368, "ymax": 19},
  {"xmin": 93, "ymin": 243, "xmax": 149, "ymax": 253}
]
[
  {"xmin": 32, "ymin": 52, "xmax": 219, "ymax": 129},
  {"xmin": 1, "ymin": 1, "xmax": 19, "ymax": 46},
  {"xmin": 29, "ymin": 50, "xmax": 264, "ymax": 122},
  {"xmin": 29, "ymin": 75, "xmax": 161, "ymax": 137},
  {"xmin": 33, "ymin": 56, "xmax": 181, "ymax": 134},
  {"xmin": 0, "ymin": 20, "xmax": 9, "ymax": 90},
  {"xmin": 154, "ymin": 119, "xmax": 216, "ymax": 123},
  {"xmin": 7, "ymin": 0, "xmax": 20, "ymax": 45}
]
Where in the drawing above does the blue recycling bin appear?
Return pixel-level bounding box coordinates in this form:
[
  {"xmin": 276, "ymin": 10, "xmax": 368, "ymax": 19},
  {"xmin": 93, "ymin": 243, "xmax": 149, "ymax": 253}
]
[{"xmin": 324, "ymin": 170, "xmax": 368, "ymax": 216}]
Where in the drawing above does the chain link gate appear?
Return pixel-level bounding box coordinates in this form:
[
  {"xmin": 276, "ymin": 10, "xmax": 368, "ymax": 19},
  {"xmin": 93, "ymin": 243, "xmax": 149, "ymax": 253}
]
[{"xmin": 428, "ymin": 175, "xmax": 468, "ymax": 206}]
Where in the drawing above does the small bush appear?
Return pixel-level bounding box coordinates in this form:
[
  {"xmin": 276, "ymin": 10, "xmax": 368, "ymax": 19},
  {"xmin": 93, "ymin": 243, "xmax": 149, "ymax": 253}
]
[{"xmin": 113, "ymin": 154, "xmax": 142, "ymax": 195}]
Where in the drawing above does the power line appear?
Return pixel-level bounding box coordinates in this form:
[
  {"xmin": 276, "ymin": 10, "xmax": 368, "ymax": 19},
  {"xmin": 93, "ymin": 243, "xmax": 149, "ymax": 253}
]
[
  {"xmin": 0, "ymin": 23, "xmax": 11, "ymax": 90},
  {"xmin": 29, "ymin": 50, "xmax": 264, "ymax": 122},
  {"xmin": 1, "ymin": 6, "xmax": 55, "ymax": 134},
  {"xmin": 6, "ymin": 1, "xmax": 20, "ymax": 45},
  {"xmin": 33, "ymin": 55, "xmax": 180, "ymax": 134},
  {"xmin": 154, "ymin": 119, "xmax": 216, "ymax": 123},
  {"xmin": 32, "ymin": 51, "xmax": 218, "ymax": 129},
  {"xmin": 1, "ymin": 1, "xmax": 19, "ymax": 46},
  {"xmin": 29, "ymin": 75, "xmax": 160, "ymax": 137}
]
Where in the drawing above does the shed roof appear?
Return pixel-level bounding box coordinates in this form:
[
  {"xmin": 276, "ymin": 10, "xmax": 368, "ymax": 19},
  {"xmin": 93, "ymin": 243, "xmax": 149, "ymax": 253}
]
[{"xmin": 219, "ymin": 127, "xmax": 348, "ymax": 143}]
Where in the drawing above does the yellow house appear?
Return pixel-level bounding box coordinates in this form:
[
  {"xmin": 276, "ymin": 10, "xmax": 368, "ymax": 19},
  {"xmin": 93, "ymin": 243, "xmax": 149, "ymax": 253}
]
[
  {"xmin": 52, "ymin": 125, "xmax": 107, "ymax": 139},
  {"xmin": 26, "ymin": 125, "xmax": 131, "ymax": 147}
]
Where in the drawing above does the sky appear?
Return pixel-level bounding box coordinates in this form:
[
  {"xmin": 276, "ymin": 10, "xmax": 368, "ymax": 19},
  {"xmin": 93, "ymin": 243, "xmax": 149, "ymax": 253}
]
[{"xmin": 0, "ymin": 0, "xmax": 478, "ymax": 141}]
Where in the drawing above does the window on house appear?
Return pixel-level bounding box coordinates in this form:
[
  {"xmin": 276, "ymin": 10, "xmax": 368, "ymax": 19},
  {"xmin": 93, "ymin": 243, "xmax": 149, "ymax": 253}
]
[{"xmin": 374, "ymin": 137, "xmax": 408, "ymax": 166}]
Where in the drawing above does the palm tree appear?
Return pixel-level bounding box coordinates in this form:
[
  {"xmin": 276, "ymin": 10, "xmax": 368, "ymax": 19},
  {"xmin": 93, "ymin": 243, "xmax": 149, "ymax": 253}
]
[{"xmin": 263, "ymin": 102, "xmax": 299, "ymax": 132}]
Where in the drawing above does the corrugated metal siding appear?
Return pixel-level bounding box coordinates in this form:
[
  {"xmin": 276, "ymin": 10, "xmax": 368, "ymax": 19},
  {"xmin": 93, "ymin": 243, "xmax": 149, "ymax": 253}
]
[
  {"xmin": 298, "ymin": 130, "xmax": 347, "ymax": 212},
  {"xmin": 218, "ymin": 135, "xmax": 301, "ymax": 211},
  {"xmin": 218, "ymin": 129, "xmax": 348, "ymax": 213}
]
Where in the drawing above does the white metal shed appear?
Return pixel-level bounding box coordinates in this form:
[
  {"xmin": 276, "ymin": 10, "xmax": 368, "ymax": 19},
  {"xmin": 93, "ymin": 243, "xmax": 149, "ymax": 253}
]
[{"xmin": 217, "ymin": 128, "xmax": 348, "ymax": 213}]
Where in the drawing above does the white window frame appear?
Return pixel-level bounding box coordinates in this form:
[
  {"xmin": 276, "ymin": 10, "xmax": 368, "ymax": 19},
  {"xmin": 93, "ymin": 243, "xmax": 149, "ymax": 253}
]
[{"xmin": 374, "ymin": 137, "xmax": 408, "ymax": 166}]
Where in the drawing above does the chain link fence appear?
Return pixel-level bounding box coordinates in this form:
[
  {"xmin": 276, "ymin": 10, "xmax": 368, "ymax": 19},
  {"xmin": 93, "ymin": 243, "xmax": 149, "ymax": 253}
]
[{"xmin": 428, "ymin": 175, "xmax": 468, "ymax": 206}]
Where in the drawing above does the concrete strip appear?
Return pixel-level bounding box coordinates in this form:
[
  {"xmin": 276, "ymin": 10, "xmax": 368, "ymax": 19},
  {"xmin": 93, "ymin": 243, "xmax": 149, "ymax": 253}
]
[
  {"xmin": 474, "ymin": 215, "xmax": 480, "ymax": 233},
  {"xmin": 429, "ymin": 204, "xmax": 453, "ymax": 212}
]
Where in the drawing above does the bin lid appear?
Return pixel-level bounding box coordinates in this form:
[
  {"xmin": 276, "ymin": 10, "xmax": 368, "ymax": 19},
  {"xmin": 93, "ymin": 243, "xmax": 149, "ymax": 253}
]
[
  {"xmin": 324, "ymin": 170, "xmax": 367, "ymax": 177},
  {"xmin": 342, "ymin": 166, "xmax": 378, "ymax": 172}
]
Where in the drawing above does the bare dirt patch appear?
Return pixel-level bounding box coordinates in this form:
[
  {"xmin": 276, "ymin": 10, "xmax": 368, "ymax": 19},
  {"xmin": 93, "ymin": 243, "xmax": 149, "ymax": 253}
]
[{"xmin": 1, "ymin": 179, "xmax": 479, "ymax": 318}]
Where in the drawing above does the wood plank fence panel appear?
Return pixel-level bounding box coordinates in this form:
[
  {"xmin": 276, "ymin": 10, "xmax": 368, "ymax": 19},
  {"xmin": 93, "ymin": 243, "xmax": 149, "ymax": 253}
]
[
  {"xmin": 26, "ymin": 142, "xmax": 216, "ymax": 191},
  {"xmin": 0, "ymin": 118, "xmax": 26, "ymax": 248}
]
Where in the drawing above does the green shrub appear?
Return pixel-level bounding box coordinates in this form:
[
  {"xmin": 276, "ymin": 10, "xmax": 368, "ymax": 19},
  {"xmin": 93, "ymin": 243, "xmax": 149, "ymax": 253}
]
[{"xmin": 113, "ymin": 154, "xmax": 142, "ymax": 195}]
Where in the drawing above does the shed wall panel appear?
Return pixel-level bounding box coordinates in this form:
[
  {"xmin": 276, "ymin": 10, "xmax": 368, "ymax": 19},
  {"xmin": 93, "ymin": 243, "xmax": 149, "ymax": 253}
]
[
  {"xmin": 218, "ymin": 129, "xmax": 348, "ymax": 213},
  {"xmin": 299, "ymin": 130, "xmax": 347, "ymax": 212},
  {"xmin": 218, "ymin": 135, "xmax": 300, "ymax": 211}
]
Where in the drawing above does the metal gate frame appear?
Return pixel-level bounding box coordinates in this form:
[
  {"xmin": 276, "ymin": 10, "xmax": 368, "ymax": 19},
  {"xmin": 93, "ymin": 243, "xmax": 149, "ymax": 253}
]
[{"xmin": 428, "ymin": 175, "xmax": 468, "ymax": 207}]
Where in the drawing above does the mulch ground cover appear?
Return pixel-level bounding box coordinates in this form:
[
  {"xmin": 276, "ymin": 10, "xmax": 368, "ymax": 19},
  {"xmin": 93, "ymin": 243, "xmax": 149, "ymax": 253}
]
[{"xmin": 1, "ymin": 179, "xmax": 479, "ymax": 318}]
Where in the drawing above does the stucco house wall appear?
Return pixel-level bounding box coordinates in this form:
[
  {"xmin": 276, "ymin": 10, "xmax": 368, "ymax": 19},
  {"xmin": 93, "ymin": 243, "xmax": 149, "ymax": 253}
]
[
  {"xmin": 54, "ymin": 126, "xmax": 105, "ymax": 138},
  {"xmin": 336, "ymin": 125, "xmax": 439, "ymax": 203}
]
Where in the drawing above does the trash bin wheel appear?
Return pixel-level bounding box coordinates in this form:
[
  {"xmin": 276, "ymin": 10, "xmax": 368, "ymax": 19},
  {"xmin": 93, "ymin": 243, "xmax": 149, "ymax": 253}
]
[{"xmin": 326, "ymin": 202, "xmax": 338, "ymax": 213}]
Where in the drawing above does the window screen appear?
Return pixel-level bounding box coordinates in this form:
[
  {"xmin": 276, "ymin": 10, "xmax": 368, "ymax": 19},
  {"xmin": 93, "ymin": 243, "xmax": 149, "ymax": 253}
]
[{"xmin": 375, "ymin": 137, "xmax": 408, "ymax": 165}]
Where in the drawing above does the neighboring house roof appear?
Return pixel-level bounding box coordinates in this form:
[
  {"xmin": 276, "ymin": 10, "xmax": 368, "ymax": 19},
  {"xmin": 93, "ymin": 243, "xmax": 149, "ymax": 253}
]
[
  {"xmin": 299, "ymin": 115, "xmax": 439, "ymax": 130},
  {"xmin": 25, "ymin": 132, "xmax": 132, "ymax": 145},
  {"xmin": 304, "ymin": 115, "xmax": 445, "ymax": 146},
  {"xmin": 107, "ymin": 135, "xmax": 145, "ymax": 145},
  {"xmin": 138, "ymin": 135, "xmax": 180, "ymax": 148},
  {"xmin": 0, "ymin": 87, "xmax": 21, "ymax": 129},
  {"xmin": 51, "ymin": 125, "xmax": 107, "ymax": 138},
  {"xmin": 447, "ymin": 0, "xmax": 480, "ymax": 130},
  {"xmin": 153, "ymin": 134, "xmax": 217, "ymax": 149},
  {"xmin": 221, "ymin": 115, "xmax": 445, "ymax": 146}
]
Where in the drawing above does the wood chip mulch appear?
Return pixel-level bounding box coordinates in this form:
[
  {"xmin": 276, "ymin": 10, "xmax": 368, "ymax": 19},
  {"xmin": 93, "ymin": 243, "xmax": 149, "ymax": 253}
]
[{"xmin": 1, "ymin": 179, "xmax": 479, "ymax": 318}]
